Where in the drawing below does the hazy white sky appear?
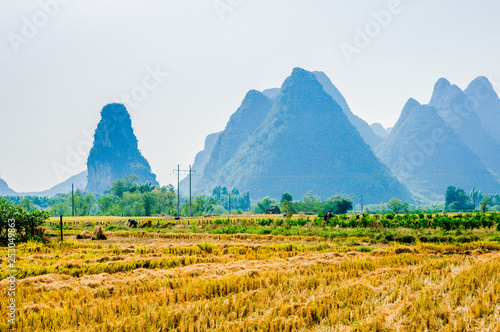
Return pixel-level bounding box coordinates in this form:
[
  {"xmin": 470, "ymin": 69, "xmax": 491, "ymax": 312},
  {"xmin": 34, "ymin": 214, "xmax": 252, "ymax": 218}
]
[{"xmin": 1, "ymin": 0, "xmax": 499, "ymax": 192}]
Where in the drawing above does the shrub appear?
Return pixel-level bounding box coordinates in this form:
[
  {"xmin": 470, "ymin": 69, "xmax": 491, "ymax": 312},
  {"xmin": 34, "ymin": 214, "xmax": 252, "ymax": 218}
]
[
  {"xmin": 358, "ymin": 246, "xmax": 373, "ymax": 252},
  {"xmin": 396, "ymin": 235, "xmax": 416, "ymax": 244},
  {"xmin": 0, "ymin": 197, "xmax": 50, "ymax": 244},
  {"xmin": 287, "ymin": 218, "xmax": 308, "ymax": 227},
  {"xmin": 259, "ymin": 218, "xmax": 273, "ymax": 226}
]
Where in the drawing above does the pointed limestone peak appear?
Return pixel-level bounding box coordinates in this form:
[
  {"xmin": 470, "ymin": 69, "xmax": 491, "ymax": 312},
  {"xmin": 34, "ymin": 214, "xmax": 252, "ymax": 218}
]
[
  {"xmin": 239, "ymin": 90, "xmax": 272, "ymax": 110},
  {"xmin": 434, "ymin": 77, "xmax": 451, "ymax": 91},
  {"xmin": 276, "ymin": 68, "xmax": 345, "ymax": 120},
  {"xmin": 86, "ymin": 103, "xmax": 158, "ymax": 193},
  {"xmin": 465, "ymin": 76, "xmax": 498, "ymax": 99},
  {"xmin": 283, "ymin": 67, "xmax": 320, "ymax": 90},
  {"xmin": 225, "ymin": 90, "xmax": 272, "ymax": 130},
  {"xmin": 399, "ymin": 98, "xmax": 421, "ymax": 123},
  {"xmin": 430, "ymin": 78, "xmax": 452, "ymax": 104}
]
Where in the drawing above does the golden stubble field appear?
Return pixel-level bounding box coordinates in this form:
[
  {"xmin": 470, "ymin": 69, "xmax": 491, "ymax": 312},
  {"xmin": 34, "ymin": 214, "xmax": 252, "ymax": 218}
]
[{"xmin": 2, "ymin": 231, "xmax": 500, "ymax": 331}]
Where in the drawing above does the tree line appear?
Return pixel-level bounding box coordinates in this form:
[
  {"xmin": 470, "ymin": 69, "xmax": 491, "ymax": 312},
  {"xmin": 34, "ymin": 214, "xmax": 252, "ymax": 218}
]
[{"xmin": 4, "ymin": 179, "xmax": 499, "ymax": 218}]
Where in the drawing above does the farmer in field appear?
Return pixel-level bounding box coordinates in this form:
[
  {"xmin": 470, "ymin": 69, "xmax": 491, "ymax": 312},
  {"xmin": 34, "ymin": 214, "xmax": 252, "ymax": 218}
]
[{"xmin": 128, "ymin": 219, "xmax": 138, "ymax": 228}]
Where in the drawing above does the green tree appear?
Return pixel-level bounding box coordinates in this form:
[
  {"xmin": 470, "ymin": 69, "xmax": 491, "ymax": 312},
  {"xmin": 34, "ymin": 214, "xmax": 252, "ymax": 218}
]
[
  {"xmin": 109, "ymin": 175, "xmax": 139, "ymax": 198},
  {"xmin": 254, "ymin": 197, "xmax": 276, "ymax": 214},
  {"xmin": 480, "ymin": 195, "xmax": 491, "ymax": 213},
  {"xmin": 282, "ymin": 200, "xmax": 295, "ymax": 218},
  {"xmin": 207, "ymin": 197, "xmax": 217, "ymax": 214},
  {"xmin": 211, "ymin": 187, "xmax": 250, "ymax": 212},
  {"xmin": 239, "ymin": 191, "xmax": 251, "ymax": 211},
  {"xmin": 21, "ymin": 197, "xmax": 34, "ymax": 212},
  {"xmin": 0, "ymin": 197, "xmax": 50, "ymax": 243},
  {"xmin": 445, "ymin": 186, "xmax": 457, "ymax": 208},
  {"xmin": 212, "ymin": 186, "xmax": 222, "ymax": 202},
  {"xmin": 137, "ymin": 182, "xmax": 157, "ymax": 194},
  {"xmin": 281, "ymin": 192, "xmax": 293, "ymax": 205},
  {"xmin": 142, "ymin": 193, "xmax": 155, "ymax": 216},
  {"xmin": 52, "ymin": 201, "xmax": 70, "ymax": 217},
  {"xmin": 301, "ymin": 191, "xmax": 321, "ymax": 212},
  {"xmin": 97, "ymin": 195, "xmax": 115, "ymax": 215},
  {"xmin": 387, "ymin": 198, "xmax": 409, "ymax": 214},
  {"xmin": 324, "ymin": 196, "xmax": 353, "ymax": 215},
  {"xmin": 445, "ymin": 186, "xmax": 473, "ymax": 211}
]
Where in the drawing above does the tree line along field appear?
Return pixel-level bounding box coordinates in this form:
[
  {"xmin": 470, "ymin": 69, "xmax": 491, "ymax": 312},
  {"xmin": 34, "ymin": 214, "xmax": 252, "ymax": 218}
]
[{"xmin": 2, "ymin": 213, "xmax": 500, "ymax": 331}]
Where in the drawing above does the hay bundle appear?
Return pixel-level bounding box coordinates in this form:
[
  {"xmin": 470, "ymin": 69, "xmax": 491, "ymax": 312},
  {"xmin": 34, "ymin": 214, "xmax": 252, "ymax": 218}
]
[
  {"xmin": 76, "ymin": 230, "xmax": 93, "ymax": 239},
  {"xmin": 91, "ymin": 226, "xmax": 107, "ymax": 240},
  {"xmin": 395, "ymin": 246, "xmax": 417, "ymax": 254}
]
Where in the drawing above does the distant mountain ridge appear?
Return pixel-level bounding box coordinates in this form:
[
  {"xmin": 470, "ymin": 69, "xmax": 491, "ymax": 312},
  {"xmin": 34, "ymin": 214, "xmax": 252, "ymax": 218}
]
[
  {"xmin": 179, "ymin": 132, "xmax": 220, "ymax": 195},
  {"xmin": 0, "ymin": 177, "xmax": 17, "ymax": 196},
  {"xmin": 0, "ymin": 171, "xmax": 87, "ymax": 197},
  {"xmin": 429, "ymin": 78, "xmax": 500, "ymax": 176},
  {"xmin": 376, "ymin": 101, "xmax": 499, "ymax": 200},
  {"xmin": 5, "ymin": 72, "xmax": 500, "ymax": 203},
  {"xmin": 464, "ymin": 76, "xmax": 500, "ymax": 142}
]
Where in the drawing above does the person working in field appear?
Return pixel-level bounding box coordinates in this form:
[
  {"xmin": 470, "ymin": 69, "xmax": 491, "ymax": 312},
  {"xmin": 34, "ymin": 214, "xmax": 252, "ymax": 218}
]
[
  {"xmin": 323, "ymin": 212, "xmax": 333, "ymax": 221},
  {"xmin": 128, "ymin": 219, "xmax": 138, "ymax": 228}
]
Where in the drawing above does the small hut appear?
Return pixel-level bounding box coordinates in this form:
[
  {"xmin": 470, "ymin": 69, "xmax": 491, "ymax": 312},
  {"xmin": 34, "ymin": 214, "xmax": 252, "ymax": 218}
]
[{"xmin": 266, "ymin": 206, "xmax": 281, "ymax": 214}]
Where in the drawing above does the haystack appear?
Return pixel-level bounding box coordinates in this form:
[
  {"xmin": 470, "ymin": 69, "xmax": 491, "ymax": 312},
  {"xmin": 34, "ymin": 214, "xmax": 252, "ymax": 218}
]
[
  {"xmin": 76, "ymin": 230, "xmax": 93, "ymax": 239},
  {"xmin": 91, "ymin": 226, "xmax": 107, "ymax": 240}
]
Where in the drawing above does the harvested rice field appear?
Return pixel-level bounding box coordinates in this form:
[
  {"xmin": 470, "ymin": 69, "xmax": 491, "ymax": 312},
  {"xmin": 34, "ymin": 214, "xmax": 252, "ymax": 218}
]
[{"xmin": 2, "ymin": 227, "xmax": 500, "ymax": 331}]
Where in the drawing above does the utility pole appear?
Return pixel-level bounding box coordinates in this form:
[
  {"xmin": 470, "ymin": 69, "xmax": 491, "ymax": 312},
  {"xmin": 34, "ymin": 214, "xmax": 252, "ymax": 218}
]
[
  {"xmin": 360, "ymin": 194, "xmax": 363, "ymax": 212},
  {"xmin": 472, "ymin": 187, "xmax": 476, "ymax": 211},
  {"xmin": 176, "ymin": 165, "xmax": 180, "ymax": 218},
  {"xmin": 189, "ymin": 165, "xmax": 192, "ymax": 217},
  {"xmin": 173, "ymin": 165, "xmax": 194, "ymax": 219},
  {"xmin": 60, "ymin": 215, "xmax": 63, "ymax": 242},
  {"xmin": 71, "ymin": 183, "xmax": 75, "ymax": 217}
]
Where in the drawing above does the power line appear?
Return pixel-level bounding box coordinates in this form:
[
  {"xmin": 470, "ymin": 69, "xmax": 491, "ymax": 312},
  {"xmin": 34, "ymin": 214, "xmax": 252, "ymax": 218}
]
[
  {"xmin": 72, "ymin": 183, "xmax": 75, "ymax": 217},
  {"xmin": 173, "ymin": 165, "xmax": 195, "ymax": 218}
]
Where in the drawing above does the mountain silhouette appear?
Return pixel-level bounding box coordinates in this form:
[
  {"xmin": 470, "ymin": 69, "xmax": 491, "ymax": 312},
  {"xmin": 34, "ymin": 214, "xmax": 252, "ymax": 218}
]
[
  {"xmin": 195, "ymin": 68, "xmax": 411, "ymax": 203},
  {"xmin": 429, "ymin": 78, "xmax": 500, "ymax": 176},
  {"xmin": 376, "ymin": 101, "xmax": 500, "ymax": 199},
  {"xmin": 86, "ymin": 104, "xmax": 158, "ymax": 193}
]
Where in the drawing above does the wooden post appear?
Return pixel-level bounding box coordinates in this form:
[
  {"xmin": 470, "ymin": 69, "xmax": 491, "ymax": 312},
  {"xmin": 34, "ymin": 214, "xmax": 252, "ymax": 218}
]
[{"xmin": 60, "ymin": 215, "xmax": 63, "ymax": 242}]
